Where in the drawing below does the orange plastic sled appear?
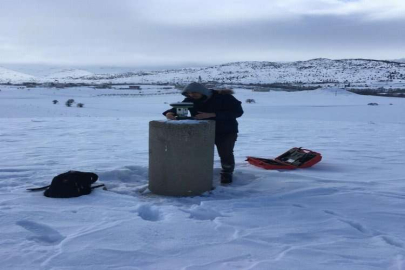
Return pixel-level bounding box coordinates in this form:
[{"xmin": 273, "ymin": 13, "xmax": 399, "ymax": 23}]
[{"xmin": 246, "ymin": 147, "xmax": 322, "ymax": 170}]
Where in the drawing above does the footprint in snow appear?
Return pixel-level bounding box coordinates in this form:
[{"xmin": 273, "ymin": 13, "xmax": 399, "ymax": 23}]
[
  {"xmin": 16, "ymin": 220, "xmax": 65, "ymax": 245},
  {"xmin": 133, "ymin": 204, "xmax": 163, "ymax": 222},
  {"xmin": 183, "ymin": 205, "xmax": 225, "ymax": 221}
]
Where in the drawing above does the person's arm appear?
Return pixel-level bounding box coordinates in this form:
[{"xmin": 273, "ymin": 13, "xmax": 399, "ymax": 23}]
[
  {"xmin": 162, "ymin": 98, "xmax": 190, "ymax": 119},
  {"xmin": 164, "ymin": 111, "xmax": 177, "ymax": 120},
  {"xmin": 194, "ymin": 112, "xmax": 216, "ymax": 119},
  {"xmin": 162, "ymin": 108, "xmax": 176, "ymax": 117},
  {"xmin": 215, "ymin": 95, "xmax": 244, "ymax": 120}
]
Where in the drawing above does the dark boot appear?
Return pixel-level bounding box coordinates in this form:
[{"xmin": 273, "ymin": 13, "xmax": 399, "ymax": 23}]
[{"xmin": 220, "ymin": 173, "xmax": 233, "ymax": 184}]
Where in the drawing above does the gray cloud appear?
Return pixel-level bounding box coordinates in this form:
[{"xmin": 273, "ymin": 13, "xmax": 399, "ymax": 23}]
[{"xmin": 0, "ymin": 0, "xmax": 404, "ymax": 68}]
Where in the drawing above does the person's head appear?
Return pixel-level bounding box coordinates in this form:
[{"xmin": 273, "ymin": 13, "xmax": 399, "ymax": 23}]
[
  {"xmin": 187, "ymin": 92, "xmax": 204, "ymax": 99},
  {"xmin": 182, "ymin": 82, "xmax": 212, "ymax": 99}
]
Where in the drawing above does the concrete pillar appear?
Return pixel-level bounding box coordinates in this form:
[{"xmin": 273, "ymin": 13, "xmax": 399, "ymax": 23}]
[{"xmin": 149, "ymin": 120, "xmax": 215, "ymax": 196}]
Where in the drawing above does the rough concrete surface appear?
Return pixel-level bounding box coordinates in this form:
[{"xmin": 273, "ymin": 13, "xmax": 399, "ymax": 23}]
[{"xmin": 149, "ymin": 120, "xmax": 215, "ymax": 196}]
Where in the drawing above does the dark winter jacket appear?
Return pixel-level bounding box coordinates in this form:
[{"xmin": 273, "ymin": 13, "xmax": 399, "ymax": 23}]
[{"xmin": 163, "ymin": 90, "xmax": 243, "ymax": 134}]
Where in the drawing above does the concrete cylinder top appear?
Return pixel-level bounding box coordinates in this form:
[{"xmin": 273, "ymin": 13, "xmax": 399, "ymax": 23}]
[{"xmin": 149, "ymin": 120, "xmax": 215, "ymax": 196}]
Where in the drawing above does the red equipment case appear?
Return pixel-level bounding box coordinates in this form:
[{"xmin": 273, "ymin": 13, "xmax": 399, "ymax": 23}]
[{"xmin": 246, "ymin": 147, "xmax": 322, "ymax": 170}]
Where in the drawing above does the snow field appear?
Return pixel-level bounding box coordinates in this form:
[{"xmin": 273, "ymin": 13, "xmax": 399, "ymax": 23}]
[{"xmin": 1, "ymin": 85, "xmax": 405, "ymax": 269}]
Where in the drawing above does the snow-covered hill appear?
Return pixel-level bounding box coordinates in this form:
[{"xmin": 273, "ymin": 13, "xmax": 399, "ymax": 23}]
[
  {"xmin": 54, "ymin": 58, "xmax": 405, "ymax": 87},
  {"xmin": 2, "ymin": 59, "xmax": 405, "ymax": 87},
  {"xmin": 393, "ymin": 58, "xmax": 405, "ymax": 63},
  {"xmin": 0, "ymin": 66, "xmax": 36, "ymax": 83},
  {"xmin": 44, "ymin": 69, "xmax": 94, "ymax": 80}
]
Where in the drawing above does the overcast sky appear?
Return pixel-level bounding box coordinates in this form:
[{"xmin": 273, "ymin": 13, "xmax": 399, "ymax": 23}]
[{"xmin": 0, "ymin": 0, "xmax": 404, "ymax": 68}]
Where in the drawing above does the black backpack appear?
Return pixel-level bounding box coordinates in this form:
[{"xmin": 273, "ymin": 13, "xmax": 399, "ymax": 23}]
[{"xmin": 27, "ymin": 171, "xmax": 104, "ymax": 198}]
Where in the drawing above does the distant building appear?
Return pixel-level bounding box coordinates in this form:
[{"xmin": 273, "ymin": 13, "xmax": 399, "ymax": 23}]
[
  {"xmin": 23, "ymin": 82, "xmax": 38, "ymax": 88},
  {"xmin": 94, "ymin": 84, "xmax": 112, "ymax": 89},
  {"xmin": 252, "ymin": 88, "xmax": 270, "ymax": 92}
]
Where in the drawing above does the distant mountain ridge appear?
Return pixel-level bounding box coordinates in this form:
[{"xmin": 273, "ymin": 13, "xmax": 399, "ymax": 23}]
[
  {"xmin": 77, "ymin": 58, "xmax": 405, "ymax": 86},
  {"xmin": 393, "ymin": 58, "xmax": 405, "ymax": 63},
  {"xmin": 45, "ymin": 69, "xmax": 94, "ymax": 79},
  {"xmin": 1, "ymin": 58, "xmax": 405, "ymax": 86}
]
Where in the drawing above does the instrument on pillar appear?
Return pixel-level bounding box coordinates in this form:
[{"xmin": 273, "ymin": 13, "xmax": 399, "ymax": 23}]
[{"xmin": 170, "ymin": 102, "xmax": 194, "ymax": 120}]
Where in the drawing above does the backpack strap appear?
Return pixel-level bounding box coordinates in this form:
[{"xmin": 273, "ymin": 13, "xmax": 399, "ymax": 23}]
[
  {"xmin": 27, "ymin": 184, "xmax": 105, "ymax": 192},
  {"xmin": 26, "ymin": 185, "xmax": 51, "ymax": 191},
  {"xmin": 91, "ymin": 184, "xmax": 105, "ymax": 190}
]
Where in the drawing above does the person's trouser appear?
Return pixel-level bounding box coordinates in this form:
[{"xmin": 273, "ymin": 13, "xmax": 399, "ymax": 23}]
[{"xmin": 215, "ymin": 133, "xmax": 238, "ymax": 174}]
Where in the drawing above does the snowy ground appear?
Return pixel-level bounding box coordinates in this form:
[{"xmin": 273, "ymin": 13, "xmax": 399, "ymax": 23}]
[{"xmin": 1, "ymin": 85, "xmax": 405, "ymax": 270}]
